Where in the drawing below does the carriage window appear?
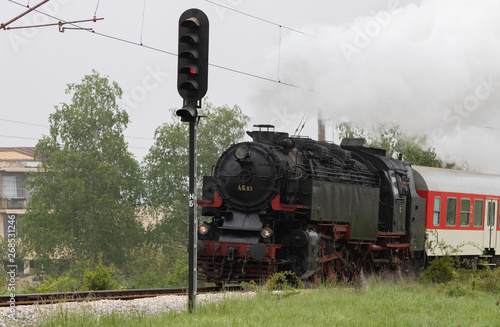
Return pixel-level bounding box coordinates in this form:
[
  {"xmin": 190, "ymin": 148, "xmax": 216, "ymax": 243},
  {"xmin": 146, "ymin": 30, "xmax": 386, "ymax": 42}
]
[
  {"xmin": 460, "ymin": 199, "xmax": 470, "ymax": 227},
  {"xmin": 473, "ymin": 199, "xmax": 483, "ymax": 227},
  {"xmin": 446, "ymin": 198, "xmax": 457, "ymax": 226},
  {"xmin": 433, "ymin": 197, "xmax": 441, "ymax": 226},
  {"xmin": 487, "ymin": 201, "xmax": 496, "ymax": 227}
]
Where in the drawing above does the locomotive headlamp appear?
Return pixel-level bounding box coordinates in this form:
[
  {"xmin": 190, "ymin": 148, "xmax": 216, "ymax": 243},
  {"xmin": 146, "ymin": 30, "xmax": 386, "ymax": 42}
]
[
  {"xmin": 199, "ymin": 223, "xmax": 210, "ymax": 235},
  {"xmin": 261, "ymin": 226, "xmax": 273, "ymax": 239},
  {"xmin": 235, "ymin": 146, "xmax": 249, "ymax": 159}
]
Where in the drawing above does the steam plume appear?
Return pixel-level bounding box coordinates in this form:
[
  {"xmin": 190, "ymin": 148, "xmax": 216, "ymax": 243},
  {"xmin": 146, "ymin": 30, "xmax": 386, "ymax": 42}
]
[{"xmin": 251, "ymin": 0, "xmax": 500, "ymax": 173}]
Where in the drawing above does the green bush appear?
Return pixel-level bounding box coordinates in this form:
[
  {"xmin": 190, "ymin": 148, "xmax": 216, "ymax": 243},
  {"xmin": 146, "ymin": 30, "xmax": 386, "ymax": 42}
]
[
  {"xmin": 474, "ymin": 267, "xmax": 500, "ymax": 293},
  {"xmin": 420, "ymin": 256, "xmax": 455, "ymax": 284},
  {"xmin": 121, "ymin": 243, "xmax": 189, "ymax": 289},
  {"xmin": 421, "ymin": 253, "xmax": 500, "ymax": 296},
  {"xmin": 82, "ymin": 254, "xmax": 122, "ymax": 291},
  {"xmin": 125, "ymin": 270, "xmax": 169, "ymax": 289},
  {"xmin": 264, "ymin": 271, "xmax": 304, "ymax": 295},
  {"xmin": 30, "ymin": 275, "xmax": 82, "ymax": 293},
  {"xmin": 440, "ymin": 279, "xmax": 474, "ymax": 297}
]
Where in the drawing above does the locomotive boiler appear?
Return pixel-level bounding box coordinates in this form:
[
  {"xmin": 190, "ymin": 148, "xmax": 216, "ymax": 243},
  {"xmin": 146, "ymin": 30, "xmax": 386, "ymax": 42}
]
[{"xmin": 197, "ymin": 125, "xmax": 427, "ymax": 284}]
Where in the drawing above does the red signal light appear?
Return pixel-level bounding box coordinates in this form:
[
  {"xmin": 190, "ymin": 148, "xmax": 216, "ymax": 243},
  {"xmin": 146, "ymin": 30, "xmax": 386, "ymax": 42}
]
[{"xmin": 190, "ymin": 68, "xmax": 196, "ymax": 74}]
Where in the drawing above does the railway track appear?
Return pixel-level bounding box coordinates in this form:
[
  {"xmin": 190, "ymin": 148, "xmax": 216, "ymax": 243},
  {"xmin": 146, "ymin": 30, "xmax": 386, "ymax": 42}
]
[{"xmin": 0, "ymin": 286, "xmax": 242, "ymax": 307}]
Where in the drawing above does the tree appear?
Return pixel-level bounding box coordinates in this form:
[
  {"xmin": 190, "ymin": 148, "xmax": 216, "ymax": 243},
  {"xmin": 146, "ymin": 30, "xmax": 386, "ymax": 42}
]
[
  {"xmin": 336, "ymin": 121, "xmax": 455, "ymax": 168},
  {"xmin": 23, "ymin": 70, "xmax": 144, "ymax": 271},
  {"xmin": 142, "ymin": 101, "xmax": 249, "ymax": 248}
]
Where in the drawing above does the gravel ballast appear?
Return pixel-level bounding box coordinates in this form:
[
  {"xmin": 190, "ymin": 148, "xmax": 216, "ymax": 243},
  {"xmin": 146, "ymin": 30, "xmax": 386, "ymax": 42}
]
[{"xmin": 0, "ymin": 292, "xmax": 253, "ymax": 326}]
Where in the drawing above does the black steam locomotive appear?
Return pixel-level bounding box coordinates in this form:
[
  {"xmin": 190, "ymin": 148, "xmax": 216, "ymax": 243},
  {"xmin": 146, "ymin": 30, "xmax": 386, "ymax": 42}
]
[{"xmin": 197, "ymin": 125, "xmax": 426, "ymax": 284}]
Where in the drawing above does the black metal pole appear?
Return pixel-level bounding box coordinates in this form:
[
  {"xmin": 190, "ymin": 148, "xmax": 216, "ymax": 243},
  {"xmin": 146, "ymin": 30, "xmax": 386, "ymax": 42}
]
[
  {"xmin": 188, "ymin": 118, "xmax": 197, "ymax": 313},
  {"xmin": 176, "ymin": 8, "xmax": 209, "ymax": 313}
]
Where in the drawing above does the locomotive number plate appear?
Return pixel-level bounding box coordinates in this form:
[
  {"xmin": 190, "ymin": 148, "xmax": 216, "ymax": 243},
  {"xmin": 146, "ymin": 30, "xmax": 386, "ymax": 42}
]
[{"xmin": 237, "ymin": 184, "xmax": 253, "ymax": 191}]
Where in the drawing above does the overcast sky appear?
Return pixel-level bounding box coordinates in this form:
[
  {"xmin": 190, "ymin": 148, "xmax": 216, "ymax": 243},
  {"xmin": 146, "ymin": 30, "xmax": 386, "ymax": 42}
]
[{"xmin": 2, "ymin": 0, "xmax": 500, "ymax": 173}]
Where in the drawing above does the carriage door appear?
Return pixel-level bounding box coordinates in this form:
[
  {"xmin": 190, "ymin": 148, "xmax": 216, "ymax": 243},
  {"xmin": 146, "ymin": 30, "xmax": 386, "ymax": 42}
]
[{"xmin": 483, "ymin": 199, "xmax": 498, "ymax": 251}]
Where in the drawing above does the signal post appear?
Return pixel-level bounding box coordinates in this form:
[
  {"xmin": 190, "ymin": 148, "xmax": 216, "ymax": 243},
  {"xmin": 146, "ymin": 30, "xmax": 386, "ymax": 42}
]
[{"xmin": 175, "ymin": 8, "xmax": 209, "ymax": 313}]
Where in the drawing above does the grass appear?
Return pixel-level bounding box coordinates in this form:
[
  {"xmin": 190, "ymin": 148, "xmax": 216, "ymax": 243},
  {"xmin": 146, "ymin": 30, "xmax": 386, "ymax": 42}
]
[{"xmin": 35, "ymin": 280, "xmax": 500, "ymax": 327}]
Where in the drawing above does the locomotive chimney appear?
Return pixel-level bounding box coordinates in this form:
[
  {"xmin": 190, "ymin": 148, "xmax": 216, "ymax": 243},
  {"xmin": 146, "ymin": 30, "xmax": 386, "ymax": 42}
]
[{"xmin": 318, "ymin": 114, "xmax": 326, "ymax": 142}]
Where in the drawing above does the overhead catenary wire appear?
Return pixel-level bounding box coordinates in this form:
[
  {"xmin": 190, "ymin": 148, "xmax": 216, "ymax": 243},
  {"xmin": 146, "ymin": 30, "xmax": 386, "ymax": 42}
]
[
  {"xmin": 0, "ymin": 118, "xmax": 155, "ymax": 143},
  {"xmin": 202, "ymin": 0, "xmax": 324, "ymax": 40},
  {"xmin": 471, "ymin": 124, "xmax": 500, "ymax": 131},
  {"xmin": 278, "ymin": 25, "xmax": 282, "ymax": 83},
  {"xmin": 140, "ymin": 0, "xmax": 146, "ymax": 45},
  {"xmin": 0, "ymin": 1, "xmax": 326, "ymax": 149},
  {"xmin": 294, "ymin": 106, "xmax": 314, "ymax": 136},
  {"xmin": 93, "ymin": 0, "xmax": 100, "ymax": 18},
  {"xmin": 4, "ymin": 0, "xmax": 313, "ymax": 91},
  {"xmin": 0, "ymin": 134, "xmax": 40, "ymax": 141},
  {"xmin": 0, "ymin": 134, "xmax": 151, "ymax": 150}
]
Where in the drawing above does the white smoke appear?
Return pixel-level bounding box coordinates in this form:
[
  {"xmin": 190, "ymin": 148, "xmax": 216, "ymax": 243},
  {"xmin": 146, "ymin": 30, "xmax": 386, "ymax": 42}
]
[{"xmin": 251, "ymin": 0, "xmax": 500, "ymax": 173}]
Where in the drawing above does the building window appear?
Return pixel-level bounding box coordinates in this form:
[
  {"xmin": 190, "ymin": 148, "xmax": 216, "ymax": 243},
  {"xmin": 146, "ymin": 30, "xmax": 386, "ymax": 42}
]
[
  {"xmin": 446, "ymin": 198, "xmax": 457, "ymax": 226},
  {"xmin": 433, "ymin": 197, "xmax": 441, "ymax": 226},
  {"xmin": 460, "ymin": 199, "xmax": 470, "ymax": 227},
  {"xmin": 2, "ymin": 175, "xmax": 26, "ymax": 198},
  {"xmin": 473, "ymin": 199, "xmax": 484, "ymax": 227}
]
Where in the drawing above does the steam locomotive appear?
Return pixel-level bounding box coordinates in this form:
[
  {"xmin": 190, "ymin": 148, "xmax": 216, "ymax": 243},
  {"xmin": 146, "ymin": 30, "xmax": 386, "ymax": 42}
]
[{"xmin": 196, "ymin": 124, "xmax": 499, "ymax": 285}]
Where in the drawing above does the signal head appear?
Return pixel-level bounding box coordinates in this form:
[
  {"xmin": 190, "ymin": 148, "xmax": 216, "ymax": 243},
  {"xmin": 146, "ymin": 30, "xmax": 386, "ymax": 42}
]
[{"xmin": 177, "ymin": 9, "xmax": 209, "ymax": 102}]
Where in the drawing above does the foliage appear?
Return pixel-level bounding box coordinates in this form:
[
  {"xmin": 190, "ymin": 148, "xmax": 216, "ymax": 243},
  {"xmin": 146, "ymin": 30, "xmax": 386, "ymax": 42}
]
[
  {"xmin": 30, "ymin": 275, "xmax": 82, "ymax": 293},
  {"xmin": 420, "ymin": 256, "xmax": 456, "ymax": 284},
  {"xmin": 0, "ymin": 264, "xmax": 7, "ymax": 295},
  {"xmin": 422, "ymin": 230, "xmax": 471, "ymax": 287},
  {"xmin": 164, "ymin": 253, "xmax": 189, "ymax": 287},
  {"xmin": 241, "ymin": 271, "xmax": 305, "ymax": 299},
  {"xmin": 121, "ymin": 243, "xmax": 189, "ymax": 289},
  {"xmin": 421, "ymin": 232, "xmax": 500, "ymax": 296},
  {"xmin": 82, "ymin": 253, "xmax": 122, "ymax": 291},
  {"xmin": 142, "ymin": 101, "xmax": 249, "ymax": 247},
  {"xmin": 432, "ymin": 266, "xmax": 500, "ymax": 297},
  {"xmin": 474, "ymin": 267, "xmax": 500, "ymax": 294},
  {"xmin": 425, "ymin": 229, "xmax": 475, "ymax": 256},
  {"xmin": 22, "ymin": 70, "xmax": 144, "ymax": 271},
  {"xmin": 24, "ymin": 245, "xmax": 191, "ymax": 292},
  {"xmin": 264, "ymin": 271, "xmax": 304, "ymax": 292},
  {"xmin": 22, "ymin": 259, "xmax": 96, "ymax": 293},
  {"xmin": 36, "ymin": 282, "xmax": 500, "ymax": 327},
  {"xmin": 336, "ymin": 121, "xmax": 456, "ymax": 168}
]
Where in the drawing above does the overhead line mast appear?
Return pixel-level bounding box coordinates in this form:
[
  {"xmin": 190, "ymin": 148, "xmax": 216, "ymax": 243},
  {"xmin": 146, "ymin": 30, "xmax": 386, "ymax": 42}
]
[
  {"xmin": 1, "ymin": 0, "xmax": 103, "ymax": 32},
  {"xmin": 0, "ymin": 0, "xmax": 50, "ymax": 30}
]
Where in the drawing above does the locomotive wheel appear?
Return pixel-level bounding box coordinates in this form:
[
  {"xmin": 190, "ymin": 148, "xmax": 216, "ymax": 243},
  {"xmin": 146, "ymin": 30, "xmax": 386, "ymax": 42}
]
[
  {"xmin": 335, "ymin": 257, "xmax": 362, "ymax": 282},
  {"xmin": 309, "ymin": 271, "xmax": 321, "ymax": 287},
  {"xmin": 336, "ymin": 259, "xmax": 351, "ymax": 283},
  {"xmin": 324, "ymin": 261, "xmax": 337, "ymax": 283}
]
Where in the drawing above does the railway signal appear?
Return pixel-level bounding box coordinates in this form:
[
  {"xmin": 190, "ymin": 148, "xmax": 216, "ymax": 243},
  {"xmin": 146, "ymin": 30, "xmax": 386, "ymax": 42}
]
[
  {"xmin": 176, "ymin": 8, "xmax": 209, "ymax": 122},
  {"xmin": 175, "ymin": 8, "xmax": 209, "ymax": 314}
]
